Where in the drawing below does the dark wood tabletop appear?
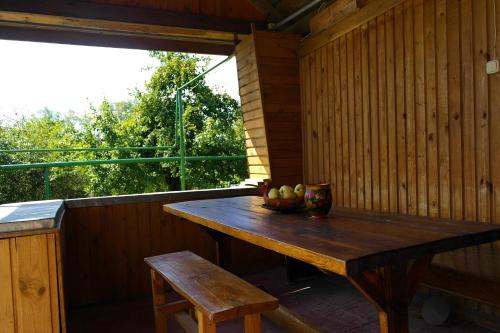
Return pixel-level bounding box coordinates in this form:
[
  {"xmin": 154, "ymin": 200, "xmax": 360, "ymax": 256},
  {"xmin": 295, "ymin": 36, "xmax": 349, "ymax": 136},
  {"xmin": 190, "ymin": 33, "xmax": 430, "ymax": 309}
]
[{"xmin": 164, "ymin": 196, "xmax": 500, "ymax": 276}]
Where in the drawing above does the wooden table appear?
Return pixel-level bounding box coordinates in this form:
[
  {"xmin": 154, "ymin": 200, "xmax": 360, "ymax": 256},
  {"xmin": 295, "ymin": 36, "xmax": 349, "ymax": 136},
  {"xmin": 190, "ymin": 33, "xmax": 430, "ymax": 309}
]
[{"xmin": 164, "ymin": 196, "xmax": 500, "ymax": 333}]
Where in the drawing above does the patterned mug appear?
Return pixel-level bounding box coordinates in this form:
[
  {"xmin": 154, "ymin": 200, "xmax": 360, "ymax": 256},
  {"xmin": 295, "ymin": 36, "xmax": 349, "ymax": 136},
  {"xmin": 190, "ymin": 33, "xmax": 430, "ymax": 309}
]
[{"xmin": 304, "ymin": 184, "xmax": 332, "ymax": 218}]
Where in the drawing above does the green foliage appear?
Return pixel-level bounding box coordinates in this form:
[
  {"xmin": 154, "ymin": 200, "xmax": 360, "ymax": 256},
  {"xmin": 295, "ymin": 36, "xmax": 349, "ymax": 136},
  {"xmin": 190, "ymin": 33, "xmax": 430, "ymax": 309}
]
[{"xmin": 0, "ymin": 53, "xmax": 247, "ymax": 203}]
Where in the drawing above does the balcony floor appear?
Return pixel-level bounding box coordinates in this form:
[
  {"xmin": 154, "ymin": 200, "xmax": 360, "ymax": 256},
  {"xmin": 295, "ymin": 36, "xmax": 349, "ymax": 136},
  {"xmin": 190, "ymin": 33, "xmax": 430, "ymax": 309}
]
[{"xmin": 68, "ymin": 267, "xmax": 495, "ymax": 333}]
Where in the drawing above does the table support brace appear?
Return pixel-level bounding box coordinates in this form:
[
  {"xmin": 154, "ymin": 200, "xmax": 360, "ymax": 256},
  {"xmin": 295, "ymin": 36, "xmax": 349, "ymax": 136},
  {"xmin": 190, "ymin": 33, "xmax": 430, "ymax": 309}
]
[{"xmin": 347, "ymin": 255, "xmax": 434, "ymax": 333}]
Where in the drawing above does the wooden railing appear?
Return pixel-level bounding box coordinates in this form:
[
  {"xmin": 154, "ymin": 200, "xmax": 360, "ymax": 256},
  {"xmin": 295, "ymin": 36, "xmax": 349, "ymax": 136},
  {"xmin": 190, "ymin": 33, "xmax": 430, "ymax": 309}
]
[{"xmin": 62, "ymin": 187, "xmax": 283, "ymax": 307}]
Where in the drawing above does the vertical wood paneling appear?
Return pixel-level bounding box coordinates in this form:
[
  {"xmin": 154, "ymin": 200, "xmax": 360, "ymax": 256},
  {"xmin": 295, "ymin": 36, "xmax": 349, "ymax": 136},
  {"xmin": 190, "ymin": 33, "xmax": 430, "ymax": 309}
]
[
  {"xmin": 490, "ymin": 0, "xmax": 500, "ymax": 238},
  {"xmin": 300, "ymin": 0, "xmax": 499, "ymax": 223},
  {"xmin": 461, "ymin": 0, "xmax": 477, "ymax": 221},
  {"xmin": 299, "ymin": 0, "xmax": 500, "ymax": 309},
  {"xmin": 0, "ymin": 239, "xmax": 15, "ymax": 333},
  {"xmin": 447, "ymin": 0, "xmax": 463, "ymax": 220},
  {"xmin": 361, "ymin": 23, "xmax": 372, "ymax": 210},
  {"xmin": 385, "ymin": 8, "xmax": 398, "ymax": 213},
  {"xmin": 414, "ymin": 0, "xmax": 428, "ymax": 216},
  {"xmin": 0, "ymin": 234, "xmax": 63, "ymax": 333},
  {"xmin": 311, "ymin": 51, "xmax": 319, "ymax": 183},
  {"xmin": 305, "ymin": 54, "xmax": 313, "ymax": 183},
  {"xmin": 327, "ymin": 44, "xmax": 337, "ymax": 203},
  {"xmin": 316, "ymin": 49, "xmax": 325, "ymax": 183},
  {"xmin": 347, "ymin": 31, "xmax": 357, "ymax": 207},
  {"xmin": 473, "ymin": 0, "xmax": 490, "ymax": 224},
  {"xmin": 322, "ymin": 47, "xmax": 331, "ymax": 186},
  {"xmin": 300, "ymin": 57, "xmax": 308, "ymax": 182},
  {"xmin": 424, "ymin": 0, "xmax": 439, "ymax": 217},
  {"xmin": 377, "ymin": 15, "xmax": 389, "ymax": 212},
  {"xmin": 436, "ymin": 0, "xmax": 450, "ymax": 219},
  {"xmin": 354, "ymin": 27, "xmax": 365, "ymax": 209},
  {"xmin": 394, "ymin": 4, "xmax": 408, "ymax": 214},
  {"xmin": 65, "ymin": 199, "xmax": 282, "ymax": 307},
  {"xmin": 340, "ymin": 35, "xmax": 350, "ymax": 204},
  {"xmin": 369, "ymin": 19, "xmax": 380, "ymax": 211},
  {"xmin": 11, "ymin": 235, "xmax": 54, "ymax": 333},
  {"xmin": 404, "ymin": 0, "xmax": 417, "ymax": 215},
  {"xmin": 334, "ymin": 39, "xmax": 344, "ymax": 206}
]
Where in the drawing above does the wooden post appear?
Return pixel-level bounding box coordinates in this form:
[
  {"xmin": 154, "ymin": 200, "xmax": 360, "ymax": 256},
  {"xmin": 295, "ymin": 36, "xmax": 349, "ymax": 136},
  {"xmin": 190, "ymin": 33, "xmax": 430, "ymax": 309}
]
[
  {"xmin": 244, "ymin": 313, "xmax": 261, "ymax": 333},
  {"xmin": 151, "ymin": 269, "xmax": 168, "ymax": 333},
  {"xmin": 196, "ymin": 309, "xmax": 216, "ymax": 333}
]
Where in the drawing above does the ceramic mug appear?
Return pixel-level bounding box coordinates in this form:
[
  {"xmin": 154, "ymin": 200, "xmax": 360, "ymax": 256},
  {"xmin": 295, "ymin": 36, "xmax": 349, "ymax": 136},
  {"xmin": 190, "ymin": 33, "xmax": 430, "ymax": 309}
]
[{"xmin": 304, "ymin": 184, "xmax": 332, "ymax": 218}]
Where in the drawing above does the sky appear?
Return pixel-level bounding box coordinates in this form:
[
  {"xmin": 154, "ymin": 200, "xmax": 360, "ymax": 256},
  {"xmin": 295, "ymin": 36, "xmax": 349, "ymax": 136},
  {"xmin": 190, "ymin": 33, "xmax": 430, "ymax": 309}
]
[{"xmin": 0, "ymin": 39, "xmax": 240, "ymax": 122}]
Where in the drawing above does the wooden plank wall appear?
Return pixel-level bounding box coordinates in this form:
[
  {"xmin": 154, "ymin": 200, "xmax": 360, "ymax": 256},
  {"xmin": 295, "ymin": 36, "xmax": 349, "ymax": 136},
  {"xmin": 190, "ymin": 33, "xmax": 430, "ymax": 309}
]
[
  {"xmin": 237, "ymin": 30, "xmax": 304, "ymax": 185},
  {"xmin": 300, "ymin": 0, "xmax": 500, "ymax": 312},
  {"xmin": 236, "ymin": 35, "xmax": 272, "ymax": 180},
  {"xmin": 84, "ymin": 0, "xmax": 265, "ymax": 21},
  {"xmin": 0, "ymin": 234, "xmax": 62, "ymax": 333},
  {"xmin": 64, "ymin": 202, "xmax": 282, "ymax": 307}
]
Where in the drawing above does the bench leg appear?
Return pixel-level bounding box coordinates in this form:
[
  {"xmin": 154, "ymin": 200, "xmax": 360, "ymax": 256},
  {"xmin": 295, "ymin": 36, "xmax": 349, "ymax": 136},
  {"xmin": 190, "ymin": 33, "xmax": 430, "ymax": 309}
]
[
  {"xmin": 196, "ymin": 309, "xmax": 216, "ymax": 333},
  {"xmin": 151, "ymin": 269, "xmax": 168, "ymax": 333},
  {"xmin": 244, "ymin": 313, "xmax": 261, "ymax": 333}
]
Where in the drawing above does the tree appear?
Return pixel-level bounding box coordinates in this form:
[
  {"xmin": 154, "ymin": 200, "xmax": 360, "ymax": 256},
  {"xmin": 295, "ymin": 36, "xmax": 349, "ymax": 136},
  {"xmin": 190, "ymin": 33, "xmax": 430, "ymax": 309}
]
[
  {"xmin": 0, "ymin": 52, "xmax": 247, "ymax": 203},
  {"xmin": 82, "ymin": 52, "xmax": 247, "ymax": 195},
  {"xmin": 0, "ymin": 109, "xmax": 87, "ymax": 202}
]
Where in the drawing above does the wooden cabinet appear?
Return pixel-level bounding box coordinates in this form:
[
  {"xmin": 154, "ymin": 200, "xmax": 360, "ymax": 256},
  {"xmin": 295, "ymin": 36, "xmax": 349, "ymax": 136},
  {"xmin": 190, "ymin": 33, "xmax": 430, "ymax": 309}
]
[{"xmin": 0, "ymin": 232, "xmax": 65, "ymax": 333}]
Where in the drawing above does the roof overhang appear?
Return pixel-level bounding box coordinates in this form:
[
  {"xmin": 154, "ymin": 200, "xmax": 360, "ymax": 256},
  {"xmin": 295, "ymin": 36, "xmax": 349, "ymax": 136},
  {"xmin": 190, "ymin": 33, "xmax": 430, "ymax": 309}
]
[{"xmin": 0, "ymin": 0, "xmax": 268, "ymax": 54}]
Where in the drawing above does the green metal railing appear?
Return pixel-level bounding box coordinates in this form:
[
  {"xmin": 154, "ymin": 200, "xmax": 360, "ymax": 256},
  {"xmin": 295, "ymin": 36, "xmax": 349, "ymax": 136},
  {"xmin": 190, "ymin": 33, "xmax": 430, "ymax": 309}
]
[
  {"xmin": 0, "ymin": 155, "xmax": 246, "ymax": 199},
  {"xmin": 0, "ymin": 55, "xmax": 244, "ymax": 199}
]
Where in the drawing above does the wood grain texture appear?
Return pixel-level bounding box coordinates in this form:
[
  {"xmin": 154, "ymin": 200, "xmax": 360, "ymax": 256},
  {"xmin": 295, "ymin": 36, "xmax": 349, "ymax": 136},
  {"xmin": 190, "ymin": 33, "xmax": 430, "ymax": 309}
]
[
  {"xmin": 0, "ymin": 239, "xmax": 15, "ymax": 333},
  {"xmin": 309, "ymin": 0, "xmax": 366, "ymax": 34},
  {"xmin": 64, "ymin": 198, "xmax": 282, "ymax": 307},
  {"xmin": 237, "ymin": 30, "xmax": 303, "ymax": 185},
  {"xmin": 146, "ymin": 251, "xmax": 278, "ymax": 322},
  {"xmin": 164, "ymin": 196, "xmax": 500, "ymax": 277},
  {"xmin": 299, "ymin": 0, "xmax": 500, "ymax": 313},
  {"xmin": 1, "ymin": 233, "xmax": 64, "ymax": 333},
  {"xmin": 84, "ymin": 0, "xmax": 265, "ymax": 21}
]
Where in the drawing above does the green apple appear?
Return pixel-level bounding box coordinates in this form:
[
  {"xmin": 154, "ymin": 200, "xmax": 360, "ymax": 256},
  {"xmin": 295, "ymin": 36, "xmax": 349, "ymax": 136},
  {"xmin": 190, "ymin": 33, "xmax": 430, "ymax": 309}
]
[
  {"xmin": 294, "ymin": 184, "xmax": 305, "ymax": 197},
  {"xmin": 280, "ymin": 185, "xmax": 296, "ymax": 199},
  {"xmin": 268, "ymin": 188, "xmax": 280, "ymax": 199},
  {"xmin": 279, "ymin": 185, "xmax": 294, "ymax": 196}
]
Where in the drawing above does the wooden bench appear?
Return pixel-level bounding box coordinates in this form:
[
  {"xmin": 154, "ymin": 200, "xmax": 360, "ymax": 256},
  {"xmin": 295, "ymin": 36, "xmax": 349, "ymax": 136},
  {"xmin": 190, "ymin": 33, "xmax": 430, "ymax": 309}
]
[{"xmin": 145, "ymin": 251, "xmax": 279, "ymax": 333}]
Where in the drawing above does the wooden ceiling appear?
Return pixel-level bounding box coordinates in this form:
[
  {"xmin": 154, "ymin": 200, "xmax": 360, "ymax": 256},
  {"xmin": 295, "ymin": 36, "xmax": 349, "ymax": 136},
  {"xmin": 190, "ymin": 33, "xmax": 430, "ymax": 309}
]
[{"xmin": 0, "ymin": 0, "xmax": 324, "ymax": 54}]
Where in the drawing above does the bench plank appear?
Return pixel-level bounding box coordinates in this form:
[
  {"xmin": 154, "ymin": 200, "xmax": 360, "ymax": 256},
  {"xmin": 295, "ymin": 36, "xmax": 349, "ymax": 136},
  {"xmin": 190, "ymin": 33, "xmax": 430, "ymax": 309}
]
[{"xmin": 145, "ymin": 251, "xmax": 278, "ymax": 322}]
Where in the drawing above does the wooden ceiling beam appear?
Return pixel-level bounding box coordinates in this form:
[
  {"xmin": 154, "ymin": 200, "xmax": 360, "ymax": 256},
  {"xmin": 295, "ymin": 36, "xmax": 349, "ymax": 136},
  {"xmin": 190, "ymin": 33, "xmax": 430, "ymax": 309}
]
[
  {"xmin": 0, "ymin": 0, "xmax": 266, "ymax": 34},
  {"xmin": 247, "ymin": 0, "xmax": 285, "ymax": 22},
  {"xmin": 0, "ymin": 25, "xmax": 235, "ymax": 55},
  {"xmin": 0, "ymin": 11, "xmax": 237, "ymax": 43}
]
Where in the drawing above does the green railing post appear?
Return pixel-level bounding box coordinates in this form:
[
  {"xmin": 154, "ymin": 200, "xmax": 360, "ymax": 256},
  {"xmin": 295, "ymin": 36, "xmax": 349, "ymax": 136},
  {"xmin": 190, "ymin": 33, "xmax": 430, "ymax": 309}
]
[
  {"xmin": 43, "ymin": 167, "xmax": 50, "ymax": 200},
  {"xmin": 178, "ymin": 89, "xmax": 187, "ymax": 191}
]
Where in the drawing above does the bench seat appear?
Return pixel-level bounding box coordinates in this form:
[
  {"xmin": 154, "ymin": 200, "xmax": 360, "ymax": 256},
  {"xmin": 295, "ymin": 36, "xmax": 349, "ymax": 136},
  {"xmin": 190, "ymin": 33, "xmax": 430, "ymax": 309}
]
[{"xmin": 145, "ymin": 251, "xmax": 279, "ymax": 332}]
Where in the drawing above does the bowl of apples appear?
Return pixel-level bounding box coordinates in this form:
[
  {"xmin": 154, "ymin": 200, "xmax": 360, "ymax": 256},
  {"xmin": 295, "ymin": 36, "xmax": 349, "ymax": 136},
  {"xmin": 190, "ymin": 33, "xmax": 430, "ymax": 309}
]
[{"xmin": 262, "ymin": 184, "xmax": 305, "ymax": 212}]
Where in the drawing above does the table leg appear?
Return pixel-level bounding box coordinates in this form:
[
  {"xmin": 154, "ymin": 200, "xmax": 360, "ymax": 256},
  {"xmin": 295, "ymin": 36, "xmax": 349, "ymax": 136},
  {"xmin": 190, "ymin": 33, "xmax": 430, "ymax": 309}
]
[
  {"xmin": 347, "ymin": 255, "xmax": 433, "ymax": 333},
  {"xmin": 201, "ymin": 226, "xmax": 230, "ymax": 269}
]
